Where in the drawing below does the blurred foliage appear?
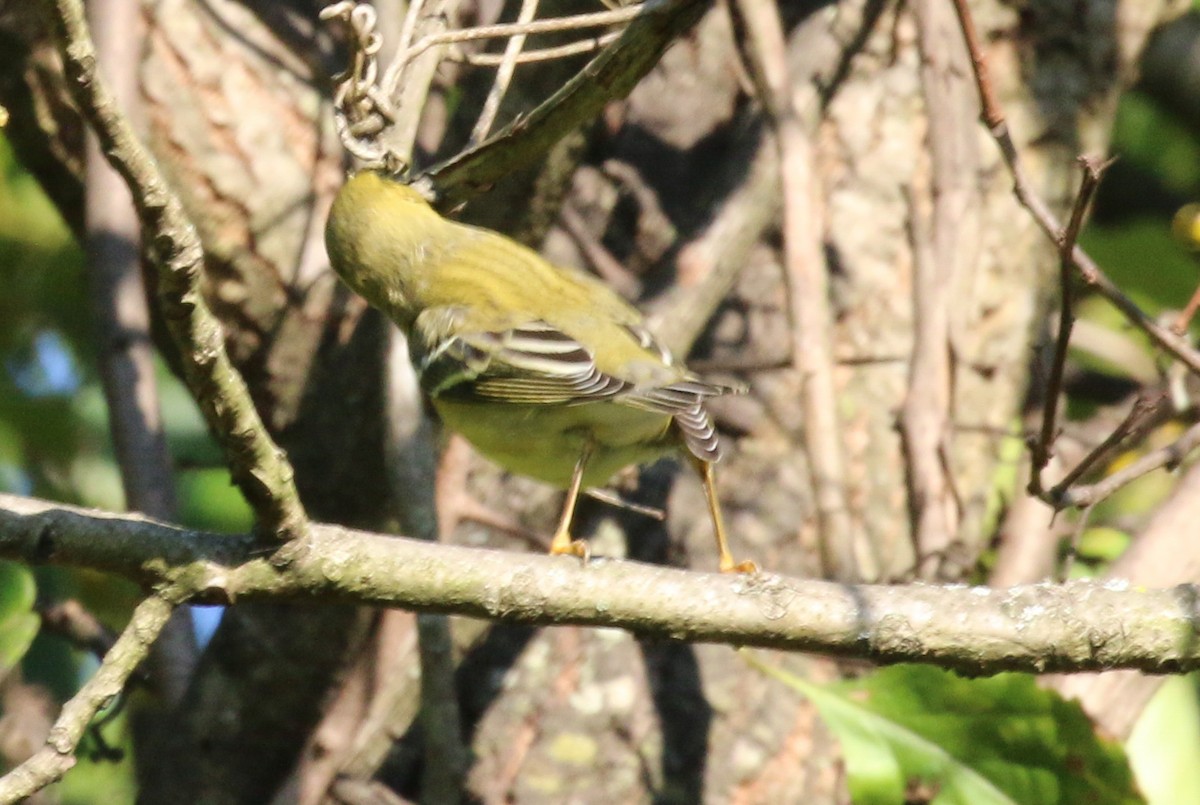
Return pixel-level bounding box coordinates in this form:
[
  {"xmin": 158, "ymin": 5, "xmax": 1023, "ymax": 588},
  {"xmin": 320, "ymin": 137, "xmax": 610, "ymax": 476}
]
[
  {"xmin": 1064, "ymin": 82, "xmax": 1200, "ymax": 534},
  {"xmin": 1127, "ymin": 675, "xmax": 1200, "ymax": 805},
  {"xmin": 1110, "ymin": 92, "xmax": 1200, "ymax": 197},
  {"xmin": 0, "ymin": 131, "xmax": 250, "ymax": 801},
  {"xmin": 0, "ymin": 562, "xmax": 38, "ymax": 675},
  {"xmin": 736, "ymin": 62, "xmax": 1200, "ymax": 805},
  {"xmin": 1032, "ymin": 71, "xmax": 1200, "ymax": 803},
  {"xmin": 1074, "ymin": 525, "xmax": 1132, "ymax": 565},
  {"xmin": 750, "ymin": 658, "xmax": 1142, "ymax": 805},
  {"xmin": 1081, "ymin": 222, "xmax": 1198, "ymax": 316}
]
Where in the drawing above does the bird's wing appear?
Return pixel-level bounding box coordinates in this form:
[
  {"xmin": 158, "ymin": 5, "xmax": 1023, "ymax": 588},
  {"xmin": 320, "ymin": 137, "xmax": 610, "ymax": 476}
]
[
  {"xmin": 412, "ymin": 307, "xmax": 738, "ymax": 462},
  {"xmin": 607, "ymin": 321, "xmax": 742, "ymax": 461},
  {"xmin": 620, "ymin": 380, "xmax": 738, "ymax": 462},
  {"xmin": 413, "ymin": 309, "xmax": 631, "ymax": 404}
]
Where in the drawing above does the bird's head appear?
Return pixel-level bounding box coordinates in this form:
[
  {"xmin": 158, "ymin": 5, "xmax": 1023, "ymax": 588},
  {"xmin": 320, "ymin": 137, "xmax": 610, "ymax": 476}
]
[{"xmin": 325, "ymin": 170, "xmax": 442, "ymax": 327}]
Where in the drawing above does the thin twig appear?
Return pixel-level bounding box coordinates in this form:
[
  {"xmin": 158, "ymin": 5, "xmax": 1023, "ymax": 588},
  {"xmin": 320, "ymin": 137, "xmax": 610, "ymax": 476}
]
[
  {"xmin": 1057, "ymin": 503, "xmax": 1095, "ymax": 582},
  {"xmin": 435, "ymin": 433, "xmax": 547, "ymax": 546},
  {"xmin": 332, "ymin": 0, "xmax": 648, "ymax": 165},
  {"xmin": 733, "ymin": 0, "xmax": 855, "ymax": 579},
  {"xmin": 1048, "ymin": 462, "xmax": 1200, "ymax": 741},
  {"xmin": 1046, "ymin": 391, "xmax": 1170, "ymax": 504},
  {"xmin": 322, "ymin": 3, "xmax": 395, "ymax": 165},
  {"xmin": 380, "ymin": 0, "xmax": 431, "ymax": 106},
  {"xmin": 38, "ymin": 599, "xmax": 117, "ymax": 660},
  {"xmin": 948, "ymin": 0, "xmax": 1200, "ymax": 378},
  {"xmin": 583, "ymin": 488, "xmax": 665, "ymax": 521},
  {"xmin": 601, "ymin": 159, "xmax": 678, "ymax": 264},
  {"xmin": 395, "ymin": 0, "xmax": 426, "ymax": 55},
  {"xmin": 391, "ymin": 0, "xmax": 427, "ymax": 86},
  {"xmin": 902, "ymin": 186, "xmax": 956, "ymax": 577},
  {"xmin": 1028, "ymin": 157, "xmax": 1112, "ymax": 496},
  {"xmin": 330, "ymin": 777, "xmax": 412, "ymax": 805},
  {"xmin": 458, "ymin": 496, "xmax": 548, "ymax": 548},
  {"xmin": 559, "ymin": 203, "xmax": 642, "ymax": 298},
  {"xmin": 1171, "ymin": 204, "xmax": 1200, "ymax": 333},
  {"xmin": 324, "ymin": 0, "xmax": 461, "ymax": 170},
  {"xmin": 0, "ymin": 595, "xmax": 175, "ymax": 803},
  {"xmin": 315, "ymin": 612, "xmax": 420, "ymax": 794},
  {"xmin": 904, "ymin": 0, "xmax": 986, "ymax": 577},
  {"xmin": 1173, "ymin": 283, "xmax": 1200, "ymax": 335},
  {"xmin": 646, "ymin": 122, "xmax": 780, "ymax": 355},
  {"xmin": 395, "ymin": 0, "xmax": 455, "ymax": 164},
  {"xmin": 469, "ymin": 0, "xmax": 541, "ymax": 145},
  {"xmin": 424, "ymin": 0, "xmax": 710, "ymax": 208},
  {"xmin": 1060, "ymin": 419, "xmax": 1200, "ymax": 508},
  {"xmin": 450, "ymin": 32, "xmax": 620, "ymax": 66},
  {"xmin": 403, "ymin": 4, "xmax": 644, "ymax": 65},
  {"xmin": 46, "ymin": 0, "xmax": 309, "ymax": 543}
]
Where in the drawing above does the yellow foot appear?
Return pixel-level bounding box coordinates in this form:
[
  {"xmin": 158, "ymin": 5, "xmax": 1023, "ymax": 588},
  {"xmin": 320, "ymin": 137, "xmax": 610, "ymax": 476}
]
[
  {"xmin": 549, "ymin": 534, "xmax": 590, "ymax": 564},
  {"xmin": 719, "ymin": 557, "xmax": 759, "ymax": 574}
]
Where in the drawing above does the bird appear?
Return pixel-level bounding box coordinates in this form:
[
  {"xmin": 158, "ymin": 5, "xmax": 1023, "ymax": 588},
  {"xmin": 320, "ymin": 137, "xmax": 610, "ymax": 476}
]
[{"xmin": 325, "ymin": 169, "xmax": 756, "ymax": 573}]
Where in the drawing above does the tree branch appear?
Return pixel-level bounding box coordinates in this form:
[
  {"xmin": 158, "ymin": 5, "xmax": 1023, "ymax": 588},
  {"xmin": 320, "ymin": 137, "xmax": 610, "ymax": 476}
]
[
  {"xmin": 468, "ymin": 0, "xmax": 540, "ymax": 145},
  {"xmin": 2, "ymin": 492, "xmax": 1200, "ymax": 675},
  {"xmin": 948, "ymin": 0, "xmax": 1200, "ymax": 378},
  {"xmin": 1028, "ymin": 157, "xmax": 1113, "ymax": 501},
  {"xmin": 0, "ymin": 594, "xmax": 175, "ymax": 803},
  {"xmin": 44, "ymin": 0, "xmax": 308, "ymax": 543},
  {"xmin": 423, "ymin": 0, "xmax": 709, "ymax": 206}
]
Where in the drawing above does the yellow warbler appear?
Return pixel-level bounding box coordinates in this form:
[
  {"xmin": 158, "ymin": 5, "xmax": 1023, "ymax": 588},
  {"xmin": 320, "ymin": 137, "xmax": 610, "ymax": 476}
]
[{"xmin": 325, "ymin": 170, "xmax": 755, "ymax": 573}]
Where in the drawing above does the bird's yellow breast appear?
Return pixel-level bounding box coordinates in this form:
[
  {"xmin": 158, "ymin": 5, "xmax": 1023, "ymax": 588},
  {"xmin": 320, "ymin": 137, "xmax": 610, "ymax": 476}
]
[{"xmin": 432, "ymin": 397, "xmax": 677, "ymax": 488}]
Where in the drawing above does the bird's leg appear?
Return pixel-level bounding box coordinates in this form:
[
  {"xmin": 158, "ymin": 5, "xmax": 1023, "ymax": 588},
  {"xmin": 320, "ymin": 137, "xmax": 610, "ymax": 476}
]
[
  {"xmin": 691, "ymin": 456, "xmax": 758, "ymax": 573},
  {"xmin": 549, "ymin": 443, "xmax": 593, "ymax": 562}
]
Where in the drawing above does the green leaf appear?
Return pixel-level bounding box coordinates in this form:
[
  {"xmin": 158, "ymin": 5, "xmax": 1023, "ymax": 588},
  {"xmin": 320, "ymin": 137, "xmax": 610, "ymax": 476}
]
[
  {"xmin": 1111, "ymin": 92, "xmax": 1200, "ymax": 195},
  {"xmin": 1076, "ymin": 527, "xmax": 1131, "ymax": 563},
  {"xmin": 748, "ymin": 658, "xmax": 1143, "ymax": 805},
  {"xmin": 178, "ymin": 467, "xmax": 254, "ymax": 533},
  {"xmin": 0, "ymin": 561, "xmax": 39, "ymax": 673},
  {"xmin": 0, "ymin": 560, "xmax": 36, "ymax": 616},
  {"xmin": 1127, "ymin": 675, "xmax": 1200, "ymax": 804},
  {"xmin": 0, "ymin": 612, "xmax": 40, "ymax": 673},
  {"xmin": 1080, "ymin": 221, "xmax": 1198, "ymax": 317}
]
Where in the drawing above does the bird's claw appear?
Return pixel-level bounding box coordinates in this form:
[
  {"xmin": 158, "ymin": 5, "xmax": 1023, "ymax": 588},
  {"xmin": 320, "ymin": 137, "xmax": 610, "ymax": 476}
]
[{"xmin": 549, "ymin": 534, "xmax": 590, "ymax": 564}]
